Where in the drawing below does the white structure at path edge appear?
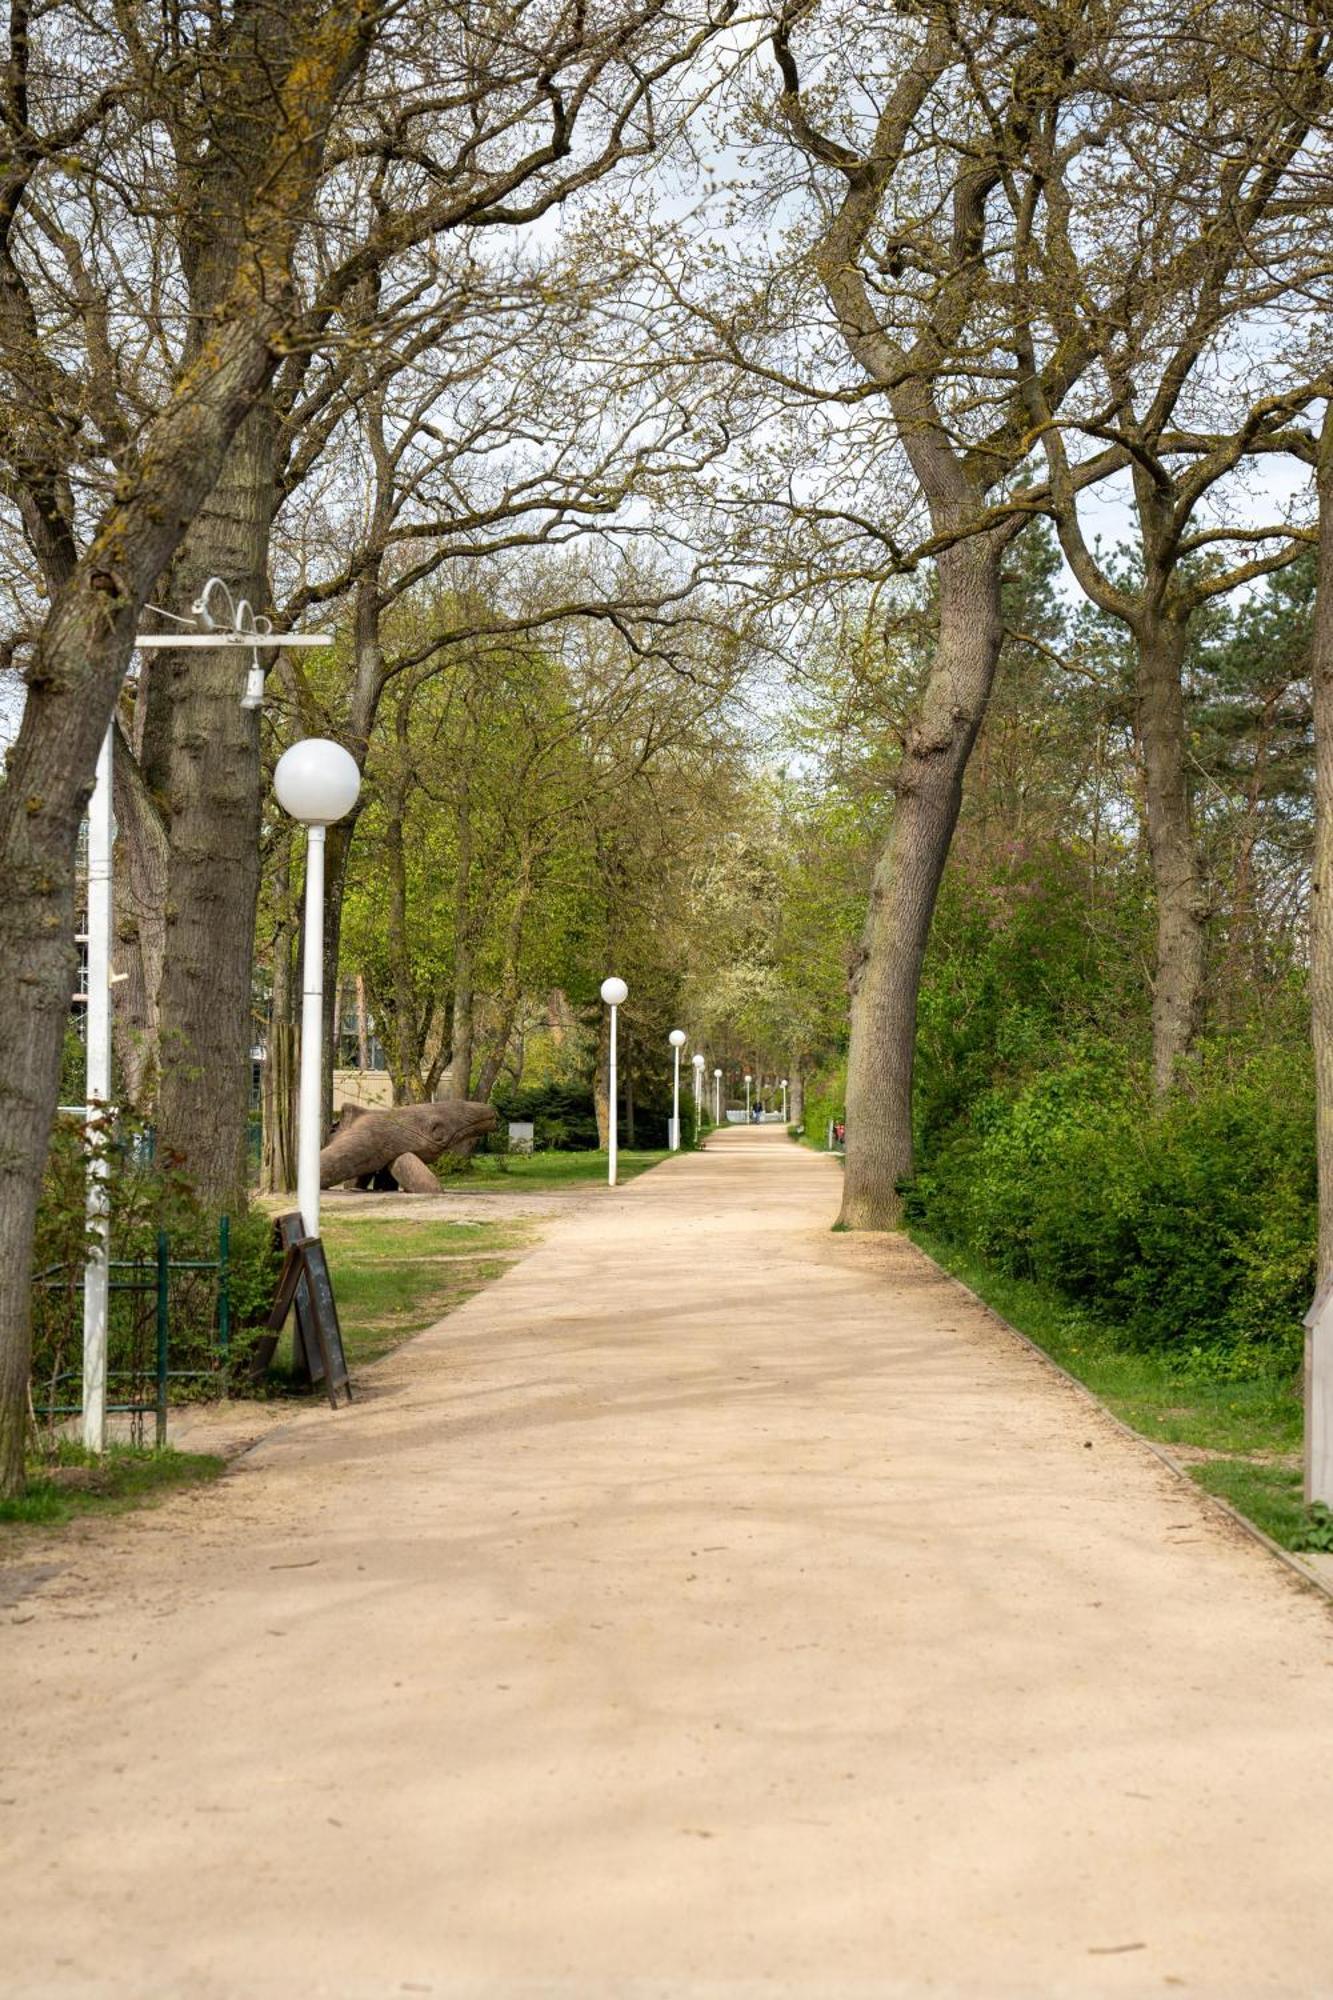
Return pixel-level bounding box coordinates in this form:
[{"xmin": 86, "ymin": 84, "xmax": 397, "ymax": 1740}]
[{"xmin": 1306, "ymin": 1279, "xmax": 1333, "ymax": 1505}]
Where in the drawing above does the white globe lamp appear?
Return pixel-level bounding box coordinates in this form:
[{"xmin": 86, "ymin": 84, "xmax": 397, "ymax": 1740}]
[{"xmin": 274, "ymin": 738, "xmax": 361, "ymax": 826}]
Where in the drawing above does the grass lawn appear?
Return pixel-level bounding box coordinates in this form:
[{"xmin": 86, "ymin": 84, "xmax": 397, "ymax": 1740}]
[
  {"xmin": 316, "ymin": 1152, "xmax": 669, "ymax": 1365},
  {"xmin": 908, "ymin": 1228, "xmax": 1312, "ymax": 1552},
  {"xmin": 314, "ymin": 1214, "xmax": 536, "ymax": 1368},
  {"xmin": 0, "ymin": 1442, "xmax": 223, "ymax": 1528},
  {"xmin": 461, "ymin": 1148, "xmax": 669, "ymax": 1190},
  {"xmin": 304, "ymin": 1153, "xmax": 671, "ymax": 1369}
]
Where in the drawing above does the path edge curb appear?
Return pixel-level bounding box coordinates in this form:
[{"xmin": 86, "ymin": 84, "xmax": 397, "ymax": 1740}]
[{"xmin": 908, "ymin": 1240, "xmax": 1333, "ymax": 1609}]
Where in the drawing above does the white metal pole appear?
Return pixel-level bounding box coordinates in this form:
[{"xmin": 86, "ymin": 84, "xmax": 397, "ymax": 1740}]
[
  {"xmin": 297, "ymin": 824, "xmax": 327, "ymax": 1238},
  {"xmin": 745, "ymin": 1076, "xmax": 751, "ymax": 1119},
  {"xmin": 608, "ymin": 1003, "xmax": 619, "ymax": 1187},
  {"xmin": 714, "ymin": 1071, "xmax": 720, "ymax": 1122},
  {"xmin": 82, "ymin": 726, "xmax": 114, "ymax": 1453},
  {"xmin": 671, "ymin": 1044, "xmax": 681, "ymax": 1151},
  {"xmin": 781, "ymin": 1080, "xmax": 788, "ymax": 1121}
]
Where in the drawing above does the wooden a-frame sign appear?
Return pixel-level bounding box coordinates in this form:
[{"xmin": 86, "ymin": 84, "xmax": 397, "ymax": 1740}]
[{"xmin": 252, "ymin": 1213, "xmax": 352, "ymax": 1408}]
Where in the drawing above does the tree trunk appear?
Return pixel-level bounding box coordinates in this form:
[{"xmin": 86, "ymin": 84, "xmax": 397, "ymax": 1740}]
[
  {"xmin": 446, "ymin": 790, "xmax": 476, "ymax": 1099},
  {"xmin": 790, "ymin": 1067, "xmax": 805, "ymax": 1126},
  {"xmin": 320, "ymin": 805, "xmax": 363, "ymax": 1129},
  {"xmin": 594, "ymin": 1006, "xmax": 610, "ymax": 1147},
  {"xmin": 383, "ymin": 779, "xmax": 425, "ymax": 1101},
  {"xmin": 356, "ymin": 974, "xmax": 371, "ymax": 1070},
  {"xmin": 262, "ymin": 872, "xmax": 298, "ymax": 1193},
  {"xmin": 1310, "ymin": 403, "xmax": 1333, "ymax": 1279},
  {"xmin": 153, "ymin": 401, "xmax": 276, "ymax": 1204},
  {"xmin": 110, "ymin": 719, "xmax": 169, "ymax": 1110},
  {"xmin": 838, "ymin": 534, "xmax": 1005, "ymax": 1229},
  {"xmin": 1136, "ymin": 607, "xmax": 1205, "ymax": 1092},
  {"xmin": 474, "ymin": 854, "xmax": 535, "ymax": 1101}
]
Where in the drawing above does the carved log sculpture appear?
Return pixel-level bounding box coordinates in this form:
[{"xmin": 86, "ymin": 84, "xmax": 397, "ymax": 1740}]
[{"xmin": 320, "ymin": 1098, "xmax": 499, "ymax": 1191}]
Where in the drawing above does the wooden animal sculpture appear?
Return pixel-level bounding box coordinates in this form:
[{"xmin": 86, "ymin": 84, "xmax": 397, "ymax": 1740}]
[{"xmin": 319, "ymin": 1098, "xmax": 498, "ymax": 1191}]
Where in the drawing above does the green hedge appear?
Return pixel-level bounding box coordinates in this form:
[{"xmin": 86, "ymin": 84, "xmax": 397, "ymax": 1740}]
[
  {"xmin": 801, "ymin": 1070, "xmax": 846, "ymax": 1148},
  {"xmin": 904, "ymin": 1041, "xmax": 1315, "ymax": 1368}
]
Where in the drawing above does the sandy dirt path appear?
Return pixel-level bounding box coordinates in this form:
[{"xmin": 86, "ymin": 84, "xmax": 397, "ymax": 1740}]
[{"xmin": 4, "ymin": 1126, "xmax": 1333, "ymax": 1999}]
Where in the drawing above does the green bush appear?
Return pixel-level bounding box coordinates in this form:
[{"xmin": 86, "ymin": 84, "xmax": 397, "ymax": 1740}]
[
  {"xmin": 905, "ymin": 1041, "xmax": 1314, "ymax": 1367},
  {"xmin": 802, "ymin": 1068, "xmax": 846, "ymax": 1149}
]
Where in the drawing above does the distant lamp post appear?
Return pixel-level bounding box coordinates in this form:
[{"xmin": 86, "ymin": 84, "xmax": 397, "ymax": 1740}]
[
  {"xmin": 744, "ymin": 1073, "xmax": 752, "ymax": 1120},
  {"xmin": 668, "ymin": 1029, "xmax": 687, "ymax": 1150},
  {"xmin": 713, "ymin": 1067, "xmax": 722, "ymax": 1122},
  {"xmin": 274, "ymin": 740, "xmax": 362, "ymax": 1238},
  {"xmin": 780, "ymin": 1077, "xmax": 788, "ymax": 1122},
  {"xmin": 692, "ymin": 1052, "xmax": 705, "ymax": 1131},
  {"xmin": 600, "ymin": 976, "xmax": 629, "ymax": 1186}
]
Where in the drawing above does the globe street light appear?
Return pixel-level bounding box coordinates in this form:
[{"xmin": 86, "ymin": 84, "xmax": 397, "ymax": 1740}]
[
  {"xmin": 781, "ymin": 1077, "xmax": 789, "ymax": 1122},
  {"xmin": 274, "ymin": 740, "xmax": 362, "ymax": 1238},
  {"xmin": 744, "ymin": 1072, "xmax": 752, "ymax": 1121},
  {"xmin": 692, "ymin": 1051, "xmax": 705, "ymax": 1131},
  {"xmin": 668, "ymin": 1029, "xmax": 687, "ymax": 1151},
  {"xmin": 600, "ymin": 976, "xmax": 628, "ymax": 1186},
  {"xmin": 713, "ymin": 1066, "xmax": 722, "ymax": 1123}
]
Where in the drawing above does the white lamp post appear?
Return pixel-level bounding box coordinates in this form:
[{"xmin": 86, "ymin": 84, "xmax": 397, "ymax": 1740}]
[
  {"xmin": 668, "ymin": 1029, "xmax": 687, "ymax": 1150},
  {"xmin": 781, "ymin": 1077, "xmax": 788, "ymax": 1122},
  {"xmin": 80, "ymin": 728, "xmax": 114, "ymax": 1451},
  {"xmin": 744, "ymin": 1072, "xmax": 752, "ymax": 1120},
  {"xmin": 274, "ymin": 740, "xmax": 362, "ymax": 1238},
  {"xmin": 713, "ymin": 1067, "xmax": 722, "ymax": 1123},
  {"xmin": 692, "ymin": 1051, "xmax": 705, "ymax": 1131},
  {"xmin": 600, "ymin": 976, "xmax": 628, "ymax": 1186},
  {"xmin": 78, "ymin": 592, "xmax": 331, "ymax": 1453}
]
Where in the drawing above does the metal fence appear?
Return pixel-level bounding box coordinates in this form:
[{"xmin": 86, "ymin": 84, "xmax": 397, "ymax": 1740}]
[{"xmin": 31, "ymin": 1220, "xmax": 232, "ymax": 1447}]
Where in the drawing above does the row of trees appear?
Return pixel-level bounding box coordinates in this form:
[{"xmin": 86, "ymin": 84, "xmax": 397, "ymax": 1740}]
[
  {"xmin": 6, "ymin": 0, "xmax": 1333, "ymax": 1495},
  {"xmin": 0, "ymin": 0, "xmax": 746, "ymax": 1493}
]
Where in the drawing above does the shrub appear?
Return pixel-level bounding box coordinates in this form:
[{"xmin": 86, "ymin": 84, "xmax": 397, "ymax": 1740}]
[
  {"xmin": 906, "ymin": 1040, "xmax": 1314, "ymax": 1367},
  {"xmin": 802, "ymin": 1068, "xmax": 846, "ymax": 1150}
]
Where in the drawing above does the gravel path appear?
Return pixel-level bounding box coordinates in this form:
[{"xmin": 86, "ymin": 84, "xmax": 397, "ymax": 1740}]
[{"xmin": 4, "ymin": 1127, "xmax": 1333, "ymax": 1998}]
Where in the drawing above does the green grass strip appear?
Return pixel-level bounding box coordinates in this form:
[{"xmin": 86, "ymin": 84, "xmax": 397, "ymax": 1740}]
[{"xmin": 1, "ymin": 1443, "xmax": 223, "ymax": 1528}]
